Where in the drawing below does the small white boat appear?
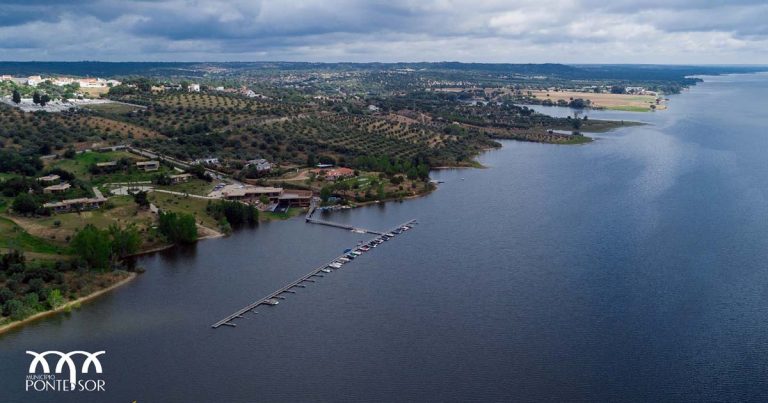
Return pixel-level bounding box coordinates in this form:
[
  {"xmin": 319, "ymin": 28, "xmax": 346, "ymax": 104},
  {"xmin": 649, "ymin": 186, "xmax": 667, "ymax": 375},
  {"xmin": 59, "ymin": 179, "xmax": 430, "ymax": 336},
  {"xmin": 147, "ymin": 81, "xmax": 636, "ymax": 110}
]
[
  {"xmin": 321, "ymin": 268, "xmax": 331, "ymax": 273},
  {"xmin": 329, "ymin": 262, "xmax": 342, "ymax": 269},
  {"xmin": 264, "ymin": 298, "xmax": 279, "ymax": 306}
]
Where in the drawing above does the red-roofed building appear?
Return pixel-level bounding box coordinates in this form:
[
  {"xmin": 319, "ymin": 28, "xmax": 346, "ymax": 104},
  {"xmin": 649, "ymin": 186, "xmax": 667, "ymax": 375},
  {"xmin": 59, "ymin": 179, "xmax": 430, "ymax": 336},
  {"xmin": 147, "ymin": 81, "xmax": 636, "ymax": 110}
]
[{"xmin": 312, "ymin": 167, "xmax": 354, "ymax": 181}]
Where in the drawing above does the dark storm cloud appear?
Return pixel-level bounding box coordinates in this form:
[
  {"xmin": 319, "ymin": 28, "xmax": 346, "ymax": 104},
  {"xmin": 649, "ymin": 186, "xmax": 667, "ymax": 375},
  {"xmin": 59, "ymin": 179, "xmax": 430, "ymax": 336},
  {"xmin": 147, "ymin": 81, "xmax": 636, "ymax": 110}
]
[{"xmin": 0, "ymin": 0, "xmax": 766, "ymax": 63}]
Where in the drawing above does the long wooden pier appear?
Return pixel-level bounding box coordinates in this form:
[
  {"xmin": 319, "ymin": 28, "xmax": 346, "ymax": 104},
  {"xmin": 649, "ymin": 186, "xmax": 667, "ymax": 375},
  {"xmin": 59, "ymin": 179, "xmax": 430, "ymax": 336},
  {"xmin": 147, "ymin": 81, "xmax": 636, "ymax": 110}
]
[
  {"xmin": 305, "ymin": 218, "xmax": 384, "ymax": 235},
  {"xmin": 211, "ymin": 219, "xmax": 417, "ymax": 329},
  {"xmin": 304, "ymin": 199, "xmax": 382, "ymax": 234}
]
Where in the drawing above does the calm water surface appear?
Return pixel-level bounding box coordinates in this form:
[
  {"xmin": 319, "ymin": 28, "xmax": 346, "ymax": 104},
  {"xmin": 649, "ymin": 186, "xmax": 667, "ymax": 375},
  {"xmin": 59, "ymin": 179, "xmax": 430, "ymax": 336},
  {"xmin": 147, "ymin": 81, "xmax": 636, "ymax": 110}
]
[{"xmin": 3, "ymin": 74, "xmax": 768, "ymax": 402}]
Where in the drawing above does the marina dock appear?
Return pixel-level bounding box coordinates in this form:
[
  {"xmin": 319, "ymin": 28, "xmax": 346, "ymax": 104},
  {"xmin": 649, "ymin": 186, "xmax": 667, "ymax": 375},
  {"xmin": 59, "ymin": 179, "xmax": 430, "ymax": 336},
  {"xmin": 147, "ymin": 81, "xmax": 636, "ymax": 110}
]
[
  {"xmin": 211, "ymin": 218, "xmax": 417, "ymax": 329},
  {"xmin": 304, "ymin": 198, "xmax": 383, "ymax": 234}
]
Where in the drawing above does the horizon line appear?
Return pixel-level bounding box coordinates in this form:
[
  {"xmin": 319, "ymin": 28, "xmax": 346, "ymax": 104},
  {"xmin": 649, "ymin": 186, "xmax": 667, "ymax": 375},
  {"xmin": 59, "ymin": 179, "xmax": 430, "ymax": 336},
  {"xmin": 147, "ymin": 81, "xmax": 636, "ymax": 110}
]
[{"xmin": 0, "ymin": 61, "xmax": 767, "ymax": 67}]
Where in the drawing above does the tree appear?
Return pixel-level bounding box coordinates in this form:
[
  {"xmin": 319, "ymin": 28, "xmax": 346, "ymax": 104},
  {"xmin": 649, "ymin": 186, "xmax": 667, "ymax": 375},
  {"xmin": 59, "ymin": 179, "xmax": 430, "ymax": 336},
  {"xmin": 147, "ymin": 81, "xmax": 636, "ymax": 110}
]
[
  {"xmin": 207, "ymin": 201, "xmax": 258, "ymax": 226},
  {"xmin": 568, "ymin": 98, "xmax": 587, "ymax": 109},
  {"xmin": 47, "ymin": 289, "xmax": 64, "ymax": 309},
  {"xmin": 152, "ymin": 173, "xmax": 171, "ymax": 185},
  {"xmin": 71, "ymin": 224, "xmax": 112, "ymax": 270},
  {"xmin": 12, "ymin": 194, "xmax": 39, "ymax": 215},
  {"xmin": 132, "ymin": 190, "xmax": 150, "ymax": 208},
  {"xmin": 188, "ymin": 164, "xmax": 211, "ymax": 182},
  {"xmin": 23, "ymin": 293, "xmax": 42, "ymax": 313},
  {"xmin": 11, "ymin": 89, "xmax": 21, "ymax": 104},
  {"xmin": 572, "ymin": 117, "xmax": 582, "ymax": 129},
  {"xmin": 39, "ymin": 94, "xmax": 51, "ymax": 107},
  {"xmin": 32, "ymin": 92, "xmax": 41, "ymax": 105},
  {"xmin": 3, "ymin": 299, "xmax": 23, "ymax": 319},
  {"xmin": 320, "ymin": 186, "xmax": 332, "ymax": 202},
  {"xmin": 158, "ymin": 212, "xmax": 198, "ymax": 244},
  {"xmin": 0, "ymin": 249, "xmax": 25, "ymax": 272},
  {"xmin": 108, "ymin": 224, "xmax": 141, "ymax": 260},
  {"xmin": 0, "ymin": 287, "xmax": 14, "ymax": 304}
]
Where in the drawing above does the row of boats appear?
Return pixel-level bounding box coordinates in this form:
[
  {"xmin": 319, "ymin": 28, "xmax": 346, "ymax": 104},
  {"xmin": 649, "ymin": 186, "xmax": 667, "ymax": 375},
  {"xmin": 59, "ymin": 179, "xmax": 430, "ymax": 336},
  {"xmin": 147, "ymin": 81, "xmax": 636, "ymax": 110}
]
[{"xmin": 324, "ymin": 223, "xmax": 415, "ymax": 271}]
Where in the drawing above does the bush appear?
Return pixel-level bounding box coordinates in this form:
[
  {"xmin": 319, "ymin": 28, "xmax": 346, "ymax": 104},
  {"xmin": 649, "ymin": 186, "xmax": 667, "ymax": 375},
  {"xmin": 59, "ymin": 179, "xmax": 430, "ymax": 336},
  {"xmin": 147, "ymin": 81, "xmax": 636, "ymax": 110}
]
[
  {"xmin": 0, "ymin": 287, "xmax": 14, "ymax": 304},
  {"xmin": 11, "ymin": 193, "xmax": 39, "ymax": 215},
  {"xmin": 158, "ymin": 212, "xmax": 198, "ymax": 244},
  {"xmin": 47, "ymin": 289, "xmax": 64, "ymax": 309},
  {"xmin": 132, "ymin": 190, "xmax": 150, "ymax": 208},
  {"xmin": 70, "ymin": 225, "xmax": 112, "ymax": 270},
  {"xmin": 3, "ymin": 299, "xmax": 23, "ymax": 319},
  {"xmin": 70, "ymin": 224, "xmax": 141, "ymax": 270},
  {"xmin": 206, "ymin": 200, "xmax": 258, "ymax": 226}
]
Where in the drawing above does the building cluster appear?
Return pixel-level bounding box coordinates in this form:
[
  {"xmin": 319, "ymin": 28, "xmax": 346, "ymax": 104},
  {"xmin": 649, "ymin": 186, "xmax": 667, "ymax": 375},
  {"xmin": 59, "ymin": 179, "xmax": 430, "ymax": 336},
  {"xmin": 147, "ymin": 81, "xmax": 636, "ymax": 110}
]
[
  {"xmin": 151, "ymin": 83, "xmax": 201, "ymax": 93},
  {"xmin": 43, "ymin": 197, "xmax": 107, "ymax": 213},
  {"xmin": 36, "ymin": 174, "xmax": 107, "ymax": 212},
  {"xmin": 245, "ymin": 158, "xmax": 272, "ymax": 173},
  {"xmin": 311, "ymin": 167, "xmax": 355, "ymax": 181},
  {"xmin": 37, "ymin": 174, "xmax": 70, "ymax": 194},
  {"xmin": 624, "ymin": 87, "xmax": 659, "ymax": 96},
  {"xmin": 214, "ymin": 184, "xmax": 312, "ymax": 207},
  {"xmin": 94, "ymin": 160, "xmax": 160, "ymax": 172},
  {"xmin": 0, "ymin": 75, "xmax": 121, "ymax": 88},
  {"xmin": 194, "ymin": 157, "xmax": 220, "ymax": 166},
  {"xmin": 214, "ymin": 85, "xmax": 268, "ymax": 99},
  {"xmin": 136, "ymin": 160, "xmax": 160, "ymax": 171}
]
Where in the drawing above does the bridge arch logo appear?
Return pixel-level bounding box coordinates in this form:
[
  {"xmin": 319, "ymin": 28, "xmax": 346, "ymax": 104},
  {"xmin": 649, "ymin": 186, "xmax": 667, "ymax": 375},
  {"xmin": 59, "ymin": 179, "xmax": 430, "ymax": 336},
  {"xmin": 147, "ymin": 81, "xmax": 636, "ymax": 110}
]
[{"xmin": 25, "ymin": 350, "xmax": 106, "ymax": 392}]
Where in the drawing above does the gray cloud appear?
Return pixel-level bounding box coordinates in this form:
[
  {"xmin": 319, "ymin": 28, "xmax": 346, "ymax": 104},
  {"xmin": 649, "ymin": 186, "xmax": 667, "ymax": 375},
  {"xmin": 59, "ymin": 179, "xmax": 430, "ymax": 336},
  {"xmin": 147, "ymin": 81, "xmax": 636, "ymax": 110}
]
[{"xmin": 0, "ymin": 0, "xmax": 765, "ymax": 63}]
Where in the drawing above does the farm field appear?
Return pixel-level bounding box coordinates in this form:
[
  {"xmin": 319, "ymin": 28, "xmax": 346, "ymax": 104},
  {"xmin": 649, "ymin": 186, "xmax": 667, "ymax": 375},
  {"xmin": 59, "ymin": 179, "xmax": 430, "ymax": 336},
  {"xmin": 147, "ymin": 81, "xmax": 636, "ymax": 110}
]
[
  {"xmin": 80, "ymin": 102, "xmax": 144, "ymax": 115},
  {"xmin": 528, "ymin": 90, "xmax": 665, "ymax": 111}
]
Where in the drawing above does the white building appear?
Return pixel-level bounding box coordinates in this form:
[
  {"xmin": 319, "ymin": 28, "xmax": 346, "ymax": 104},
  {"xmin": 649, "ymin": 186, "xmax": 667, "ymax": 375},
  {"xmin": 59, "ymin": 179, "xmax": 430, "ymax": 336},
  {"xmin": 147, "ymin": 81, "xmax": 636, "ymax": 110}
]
[
  {"xmin": 188, "ymin": 84, "xmax": 201, "ymax": 92},
  {"xmin": 246, "ymin": 158, "xmax": 272, "ymax": 172},
  {"xmin": 78, "ymin": 78, "xmax": 108, "ymax": 88},
  {"xmin": 195, "ymin": 157, "xmax": 220, "ymax": 166},
  {"xmin": 27, "ymin": 76, "xmax": 43, "ymax": 86}
]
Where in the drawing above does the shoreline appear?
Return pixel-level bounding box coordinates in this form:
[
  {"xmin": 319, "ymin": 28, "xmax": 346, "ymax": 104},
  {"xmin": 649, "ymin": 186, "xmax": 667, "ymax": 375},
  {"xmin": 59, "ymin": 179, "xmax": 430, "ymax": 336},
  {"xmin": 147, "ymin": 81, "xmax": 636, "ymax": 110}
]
[
  {"xmin": 0, "ymin": 271, "xmax": 138, "ymax": 336},
  {"xmin": 0, "ymin": 119, "xmax": 630, "ymax": 336}
]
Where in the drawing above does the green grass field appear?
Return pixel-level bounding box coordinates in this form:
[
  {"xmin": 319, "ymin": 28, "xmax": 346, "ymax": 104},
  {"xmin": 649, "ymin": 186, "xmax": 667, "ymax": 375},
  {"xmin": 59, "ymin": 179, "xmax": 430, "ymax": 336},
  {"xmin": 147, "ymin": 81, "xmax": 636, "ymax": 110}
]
[
  {"xmin": 51, "ymin": 151, "xmax": 175, "ymax": 185},
  {"xmin": 0, "ymin": 216, "xmax": 64, "ymax": 255},
  {"xmin": 155, "ymin": 178, "xmax": 215, "ymax": 196},
  {"xmin": 148, "ymin": 192, "xmax": 219, "ymax": 229},
  {"xmin": 52, "ymin": 151, "xmax": 136, "ymax": 177}
]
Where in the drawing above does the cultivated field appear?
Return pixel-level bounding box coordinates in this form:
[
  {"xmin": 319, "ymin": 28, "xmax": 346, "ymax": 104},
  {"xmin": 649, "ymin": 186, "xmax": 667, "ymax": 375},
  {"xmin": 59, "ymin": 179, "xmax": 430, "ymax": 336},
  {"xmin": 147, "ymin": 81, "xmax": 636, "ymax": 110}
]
[{"xmin": 529, "ymin": 90, "xmax": 665, "ymax": 111}]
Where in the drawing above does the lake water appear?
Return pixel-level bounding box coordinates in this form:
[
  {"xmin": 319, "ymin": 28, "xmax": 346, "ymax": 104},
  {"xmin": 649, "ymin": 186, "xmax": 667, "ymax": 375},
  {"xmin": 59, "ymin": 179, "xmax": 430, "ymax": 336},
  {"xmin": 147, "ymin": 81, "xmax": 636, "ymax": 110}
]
[{"xmin": 3, "ymin": 73, "xmax": 768, "ymax": 402}]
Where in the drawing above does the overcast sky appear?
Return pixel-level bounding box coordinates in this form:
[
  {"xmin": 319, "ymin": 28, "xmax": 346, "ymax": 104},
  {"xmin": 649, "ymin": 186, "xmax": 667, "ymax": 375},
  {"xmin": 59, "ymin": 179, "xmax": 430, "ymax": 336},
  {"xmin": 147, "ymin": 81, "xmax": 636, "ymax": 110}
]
[{"xmin": 0, "ymin": 0, "xmax": 766, "ymax": 64}]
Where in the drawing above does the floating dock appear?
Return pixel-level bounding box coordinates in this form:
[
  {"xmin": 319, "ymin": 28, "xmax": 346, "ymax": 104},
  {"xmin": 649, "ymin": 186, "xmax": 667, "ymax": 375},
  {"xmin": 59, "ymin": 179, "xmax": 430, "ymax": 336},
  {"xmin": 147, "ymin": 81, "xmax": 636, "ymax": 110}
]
[
  {"xmin": 305, "ymin": 198, "xmax": 383, "ymax": 234},
  {"xmin": 211, "ymin": 219, "xmax": 417, "ymax": 329}
]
